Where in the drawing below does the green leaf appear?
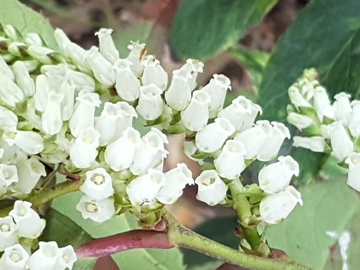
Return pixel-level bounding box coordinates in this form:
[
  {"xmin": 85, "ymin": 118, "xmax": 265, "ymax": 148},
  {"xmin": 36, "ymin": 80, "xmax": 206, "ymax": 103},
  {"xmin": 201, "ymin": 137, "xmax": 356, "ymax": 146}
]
[
  {"xmin": 0, "ymin": 0, "xmax": 58, "ymax": 49},
  {"xmin": 52, "ymin": 192, "xmax": 184, "ymax": 270},
  {"xmin": 73, "ymin": 258, "xmax": 97, "ymax": 270},
  {"xmin": 259, "ymin": 0, "xmax": 360, "ymax": 121},
  {"xmin": 265, "ymin": 177, "xmax": 360, "ymax": 269},
  {"xmin": 170, "ymin": 0, "xmax": 277, "ymax": 59}
]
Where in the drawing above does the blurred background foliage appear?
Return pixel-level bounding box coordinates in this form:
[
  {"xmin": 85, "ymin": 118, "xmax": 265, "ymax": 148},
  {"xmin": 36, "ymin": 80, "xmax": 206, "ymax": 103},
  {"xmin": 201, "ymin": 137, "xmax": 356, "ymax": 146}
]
[{"xmin": 7, "ymin": 0, "xmax": 360, "ymax": 269}]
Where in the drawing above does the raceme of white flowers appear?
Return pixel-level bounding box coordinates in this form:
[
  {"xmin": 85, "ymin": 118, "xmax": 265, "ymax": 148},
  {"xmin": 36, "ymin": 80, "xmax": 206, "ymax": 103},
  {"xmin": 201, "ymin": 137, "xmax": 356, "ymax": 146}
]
[
  {"xmin": 0, "ymin": 201, "xmax": 76, "ymax": 270},
  {"xmin": 287, "ymin": 69, "xmax": 360, "ymax": 193},
  {"xmin": 0, "ymin": 23, "xmax": 303, "ymax": 238}
]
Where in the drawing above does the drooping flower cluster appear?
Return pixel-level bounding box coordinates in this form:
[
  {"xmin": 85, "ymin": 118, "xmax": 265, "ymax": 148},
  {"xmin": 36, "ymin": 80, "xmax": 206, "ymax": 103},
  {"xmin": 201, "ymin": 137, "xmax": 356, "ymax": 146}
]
[
  {"xmin": 0, "ymin": 201, "xmax": 76, "ymax": 270},
  {"xmin": 287, "ymin": 69, "xmax": 360, "ymax": 192}
]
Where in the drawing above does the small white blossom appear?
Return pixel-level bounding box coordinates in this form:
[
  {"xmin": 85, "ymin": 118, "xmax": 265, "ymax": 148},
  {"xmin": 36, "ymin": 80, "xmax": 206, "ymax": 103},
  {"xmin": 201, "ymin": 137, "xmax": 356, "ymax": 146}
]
[
  {"xmin": 0, "ymin": 164, "xmax": 18, "ymax": 187},
  {"xmin": 24, "ymin": 32, "xmax": 43, "ymax": 46},
  {"xmin": 54, "ymin": 28, "xmax": 72, "ymax": 56},
  {"xmin": 136, "ymin": 84, "xmax": 164, "ymax": 120},
  {"xmin": 113, "ymin": 102, "xmax": 138, "ymax": 140},
  {"xmin": 329, "ymin": 121, "xmax": 353, "ymax": 160},
  {"xmin": 333, "ymin": 92, "xmax": 352, "ymax": 125},
  {"xmin": 0, "ymin": 105, "xmax": 18, "ymax": 129},
  {"xmin": 287, "ymin": 112, "xmax": 313, "ymax": 131},
  {"xmin": 27, "ymin": 241, "xmax": 60, "ymax": 270},
  {"xmin": 196, "ymin": 118, "xmax": 235, "ymax": 153},
  {"xmin": 165, "ymin": 68, "xmax": 192, "ymax": 111},
  {"xmin": 59, "ymin": 81, "xmax": 76, "ymax": 121},
  {"xmin": 288, "ymin": 85, "xmax": 311, "ymax": 109},
  {"xmin": 76, "ymin": 195, "xmax": 115, "ymax": 223},
  {"xmin": 260, "ymin": 186, "xmax": 303, "ymax": 224},
  {"xmin": 195, "ymin": 170, "xmax": 227, "ymax": 206},
  {"xmin": 141, "ymin": 55, "xmax": 168, "ymax": 90},
  {"xmin": 42, "ymin": 92, "xmax": 64, "ymax": 135},
  {"xmin": 0, "ymin": 55, "xmax": 15, "ymax": 80},
  {"xmin": 3, "ymin": 128, "xmax": 44, "ymax": 155},
  {"xmin": 345, "ymin": 153, "xmax": 360, "ymax": 192},
  {"xmin": 95, "ymin": 102, "xmax": 122, "ymax": 146},
  {"xmin": 58, "ymin": 245, "xmax": 77, "ymax": 270},
  {"xmin": 0, "ymin": 73, "xmax": 24, "ymax": 107},
  {"xmin": 27, "ymin": 45, "xmax": 54, "ymax": 64},
  {"xmin": 81, "ymin": 168, "xmax": 114, "ymax": 201},
  {"xmin": 33, "ymin": 74, "xmax": 50, "ymax": 112},
  {"xmin": 314, "ymin": 86, "xmax": 334, "ymax": 121},
  {"xmin": 86, "ymin": 46, "xmax": 115, "ymax": 86},
  {"xmin": 95, "ymin": 28, "xmax": 119, "ymax": 63},
  {"xmin": 126, "ymin": 41, "xmax": 146, "ymax": 77},
  {"xmin": 0, "ymin": 244, "xmax": 29, "ymax": 270},
  {"xmin": 12, "ymin": 61, "xmax": 35, "ymax": 97},
  {"xmin": 114, "ymin": 59, "xmax": 140, "ymax": 102},
  {"xmin": 0, "ymin": 216, "xmax": 18, "ymax": 251},
  {"xmin": 180, "ymin": 59, "xmax": 204, "ymax": 90},
  {"xmin": 348, "ymin": 101, "xmax": 360, "ymax": 137},
  {"xmin": 293, "ymin": 136, "xmax": 326, "ymax": 152}
]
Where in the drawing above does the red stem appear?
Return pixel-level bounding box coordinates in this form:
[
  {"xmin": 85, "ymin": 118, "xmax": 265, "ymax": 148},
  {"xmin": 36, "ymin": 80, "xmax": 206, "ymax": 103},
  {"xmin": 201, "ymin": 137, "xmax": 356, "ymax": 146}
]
[{"xmin": 75, "ymin": 230, "xmax": 173, "ymax": 258}]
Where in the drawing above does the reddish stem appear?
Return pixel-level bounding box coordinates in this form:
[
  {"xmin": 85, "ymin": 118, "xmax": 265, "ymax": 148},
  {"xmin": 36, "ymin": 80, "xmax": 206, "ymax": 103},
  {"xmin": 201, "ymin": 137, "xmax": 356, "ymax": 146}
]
[{"xmin": 75, "ymin": 230, "xmax": 173, "ymax": 258}]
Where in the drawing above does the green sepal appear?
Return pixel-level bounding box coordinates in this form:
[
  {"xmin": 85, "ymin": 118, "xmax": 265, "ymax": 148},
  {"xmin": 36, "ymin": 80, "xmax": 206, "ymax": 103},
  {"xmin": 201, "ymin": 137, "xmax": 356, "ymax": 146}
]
[{"xmin": 192, "ymin": 149, "xmax": 213, "ymax": 159}]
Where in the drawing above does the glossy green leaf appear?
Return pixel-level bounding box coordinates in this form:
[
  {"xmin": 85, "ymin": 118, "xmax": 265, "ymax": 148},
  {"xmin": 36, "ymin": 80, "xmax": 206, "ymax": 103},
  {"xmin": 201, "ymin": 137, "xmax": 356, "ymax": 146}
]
[
  {"xmin": 170, "ymin": 0, "xmax": 277, "ymax": 59},
  {"xmin": 259, "ymin": 0, "xmax": 360, "ymax": 121},
  {"xmin": 0, "ymin": 0, "xmax": 57, "ymax": 49},
  {"xmin": 265, "ymin": 177, "xmax": 360, "ymax": 269}
]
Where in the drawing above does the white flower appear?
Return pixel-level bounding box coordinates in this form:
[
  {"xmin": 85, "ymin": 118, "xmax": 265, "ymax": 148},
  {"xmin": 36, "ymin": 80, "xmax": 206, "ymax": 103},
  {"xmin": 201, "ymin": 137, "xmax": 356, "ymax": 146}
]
[
  {"xmin": 240, "ymin": 103, "xmax": 262, "ymax": 131},
  {"xmin": 0, "ymin": 54, "xmax": 14, "ymax": 80},
  {"xmin": 156, "ymin": 163, "xmax": 194, "ymax": 204},
  {"xmin": 0, "ymin": 73, "xmax": 24, "ymax": 107},
  {"xmin": 14, "ymin": 156, "xmax": 46, "ymax": 194},
  {"xmin": 33, "ymin": 74, "xmax": 50, "ymax": 112},
  {"xmin": 113, "ymin": 102, "xmax": 138, "ymax": 140},
  {"xmin": 288, "ymin": 85, "xmax": 311, "ymax": 109},
  {"xmin": 349, "ymin": 101, "xmax": 360, "ymax": 137},
  {"xmin": 95, "ymin": 28, "xmax": 119, "ymax": 63},
  {"xmin": 27, "ymin": 45, "xmax": 54, "ymax": 64},
  {"xmin": 258, "ymin": 156, "xmax": 299, "ymax": 194},
  {"xmin": 165, "ymin": 68, "xmax": 192, "ymax": 111},
  {"xmin": 27, "ymin": 242, "xmax": 60, "ymax": 270},
  {"xmin": 69, "ymin": 127, "xmax": 101, "ymax": 169},
  {"xmin": 181, "ymin": 90, "xmax": 211, "ymax": 131},
  {"xmin": 58, "ymin": 245, "xmax": 77, "ymax": 270},
  {"xmin": 105, "ymin": 127, "xmax": 141, "ymax": 171},
  {"xmin": 0, "ymin": 164, "xmax": 18, "ymax": 187},
  {"xmin": 0, "ymin": 216, "xmax": 18, "ymax": 251},
  {"xmin": 314, "ymin": 86, "xmax": 334, "ymax": 121},
  {"xmin": 76, "ymin": 195, "xmax": 115, "ymax": 223},
  {"xmin": 136, "ymin": 84, "xmax": 164, "ymax": 120},
  {"xmin": 66, "ymin": 43, "xmax": 92, "ymax": 73},
  {"xmin": 333, "ymin": 92, "xmax": 352, "ymax": 125},
  {"xmin": 201, "ymin": 74, "xmax": 231, "ymax": 118},
  {"xmin": 195, "ymin": 170, "xmax": 227, "ymax": 205},
  {"xmin": 329, "ymin": 121, "xmax": 353, "ymax": 160},
  {"xmin": 42, "ymin": 92, "xmax": 64, "ymax": 135},
  {"xmin": 12, "ymin": 61, "xmax": 35, "ymax": 97},
  {"xmin": 196, "ymin": 118, "xmax": 235, "ymax": 153},
  {"xmin": 0, "ymin": 244, "xmax": 29, "ymax": 270},
  {"xmin": 293, "ymin": 136, "xmax": 326, "ymax": 152},
  {"xmin": 180, "ymin": 59, "xmax": 204, "ymax": 90},
  {"xmin": 256, "ymin": 122, "xmax": 290, "ymax": 161},
  {"xmin": 3, "ymin": 128, "xmax": 44, "ymax": 155},
  {"xmin": 25, "ymin": 33, "xmax": 43, "ymax": 46},
  {"xmin": 141, "ymin": 55, "xmax": 168, "ymax": 90},
  {"xmin": 345, "ymin": 153, "xmax": 360, "ymax": 192},
  {"xmin": 86, "ymin": 46, "xmax": 116, "ymax": 86},
  {"xmin": 95, "ymin": 102, "xmax": 122, "ymax": 146},
  {"xmin": 69, "ymin": 90, "xmax": 101, "ymax": 137},
  {"xmin": 183, "ymin": 141, "xmax": 203, "ymax": 163},
  {"xmin": 0, "ymin": 105, "xmax": 17, "ymax": 129},
  {"xmin": 54, "ymin": 28, "xmax": 72, "ymax": 56},
  {"xmin": 9, "ymin": 201, "xmax": 46, "ymax": 239},
  {"xmin": 59, "ymin": 81, "xmax": 76, "ymax": 121},
  {"xmin": 113, "ymin": 59, "xmax": 140, "ymax": 102},
  {"xmin": 126, "ymin": 169, "xmax": 165, "ymax": 205},
  {"xmin": 126, "ymin": 41, "xmax": 146, "ymax": 77},
  {"xmin": 234, "ymin": 120, "xmax": 271, "ymax": 159},
  {"xmin": 259, "ymin": 186, "xmax": 303, "ymax": 224},
  {"xmin": 287, "ymin": 112, "xmax": 313, "ymax": 131},
  {"xmin": 81, "ymin": 168, "xmax": 114, "ymax": 201},
  {"xmin": 214, "ymin": 140, "xmax": 246, "ymax": 179}
]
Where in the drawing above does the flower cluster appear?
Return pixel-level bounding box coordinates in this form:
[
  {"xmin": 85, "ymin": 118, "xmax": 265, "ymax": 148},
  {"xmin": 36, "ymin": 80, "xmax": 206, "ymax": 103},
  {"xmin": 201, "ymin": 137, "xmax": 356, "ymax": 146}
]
[
  {"xmin": 287, "ymin": 69, "xmax": 360, "ymax": 192},
  {"xmin": 0, "ymin": 201, "xmax": 76, "ymax": 269}
]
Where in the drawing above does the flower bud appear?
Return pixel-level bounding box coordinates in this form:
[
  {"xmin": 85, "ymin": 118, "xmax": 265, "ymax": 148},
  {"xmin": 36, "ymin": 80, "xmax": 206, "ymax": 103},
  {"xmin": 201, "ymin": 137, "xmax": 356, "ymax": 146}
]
[
  {"xmin": 12, "ymin": 61, "xmax": 35, "ymax": 97},
  {"xmin": 86, "ymin": 46, "xmax": 115, "ymax": 87},
  {"xmin": 293, "ymin": 136, "xmax": 326, "ymax": 152},
  {"xmin": 195, "ymin": 170, "xmax": 227, "ymax": 205},
  {"xmin": 27, "ymin": 45, "xmax": 54, "ymax": 64},
  {"xmin": 181, "ymin": 90, "xmax": 210, "ymax": 131},
  {"xmin": 0, "ymin": 56, "xmax": 14, "ymax": 81},
  {"xmin": 126, "ymin": 42, "xmax": 146, "ymax": 77},
  {"xmin": 95, "ymin": 28, "xmax": 119, "ymax": 63},
  {"xmin": 288, "ymin": 85, "xmax": 311, "ymax": 109},
  {"xmin": 333, "ymin": 92, "xmax": 352, "ymax": 125},
  {"xmin": 141, "ymin": 55, "xmax": 168, "ymax": 90},
  {"xmin": 54, "ymin": 28, "xmax": 72, "ymax": 56},
  {"xmin": 165, "ymin": 68, "xmax": 192, "ymax": 111},
  {"xmin": 76, "ymin": 195, "xmax": 115, "ymax": 223},
  {"xmin": 59, "ymin": 81, "xmax": 76, "ymax": 121},
  {"xmin": 329, "ymin": 121, "xmax": 353, "ymax": 160},
  {"xmin": 113, "ymin": 59, "xmax": 140, "ymax": 102},
  {"xmin": 42, "ymin": 92, "xmax": 64, "ymax": 135},
  {"xmin": 345, "ymin": 152, "xmax": 360, "ymax": 192},
  {"xmin": 136, "ymin": 84, "xmax": 164, "ymax": 120},
  {"xmin": 314, "ymin": 86, "xmax": 334, "ymax": 121},
  {"xmin": 24, "ymin": 32, "xmax": 43, "ymax": 46},
  {"xmin": 287, "ymin": 112, "xmax": 313, "ymax": 131}
]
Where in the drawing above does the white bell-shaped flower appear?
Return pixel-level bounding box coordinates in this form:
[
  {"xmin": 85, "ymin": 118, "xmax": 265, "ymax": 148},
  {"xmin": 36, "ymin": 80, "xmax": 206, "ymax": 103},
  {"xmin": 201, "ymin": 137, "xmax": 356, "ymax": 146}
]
[
  {"xmin": 288, "ymin": 85, "xmax": 311, "ymax": 109},
  {"xmin": 259, "ymin": 156, "xmax": 299, "ymax": 194},
  {"xmin": 180, "ymin": 59, "xmax": 204, "ymax": 90},
  {"xmin": 0, "ymin": 55, "xmax": 14, "ymax": 80},
  {"xmin": 3, "ymin": 128, "xmax": 44, "ymax": 155},
  {"xmin": 0, "ymin": 216, "xmax": 18, "ymax": 251},
  {"xmin": 33, "ymin": 74, "xmax": 50, "ymax": 112},
  {"xmin": 9, "ymin": 201, "xmax": 45, "ymax": 239},
  {"xmin": 293, "ymin": 136, "xmax": 326, "ymax": 152},
  {"xmin": 105, "ymin": 127, "xmax": 141, "ymax": 171},
  {"xmin": 113, "ymin": 102, "xmax": 138, "ymax": 140},
  {"xmin": 25, "ymin": 32, "xmax": 43, "ymax": 46},
  {"xmin": 14, "ymin": 156, "xmax": 46, "ymax": 194},
  {"xmin": 27, "ymin": 45, "xmax": 54, "ymax": 64},
  {"xmin": 27, "ymin": 241, "xmax": 60, "ymax": 270},
  {"xmin": 234, "ymin": 120, "xmax": 271, "ymax": 159},
  {"xmin": 95, "ymin": 28, "xmax": 119, "ymax": 63},
  {"xmin": 287, "ymin": 112, "xmax": 313, "ymax": 131},
  {"xmin": 201, "ymin": 74, "xmax": 231, "ymax": 118},
  {"xmin": 0, "ymin": 244, "xmax": 29, "ymax": 270},
  {"xmin": 165, "ymin": 68, "xmax": 192, "ymax": 111},
  {"xmin": 196, "ymin": 118, "xmax": 235, "ymax": 153},
  {"xmin": 126, "ymin": 41, "xmax": 146, "ymax": 77},
  {"xmin": 0, "ymin": 74, "xmax": 24, "ymax": 107},
  {"xmin": 76, "ymin": 195, "xmax": 115, "ymax": 223},
  {"xmin": 12, "ymin": 61, "xmax": 35, "ymax": 97},
  {"xmin": 0, "ymin": 141, "xmax": 27, "ymax": 166},
  {"xmin": 333, "ymin": 92, "xmax": 352, "ymax": 125},
  {"xmin": 81, "ymin": 168, "xmax": 114, "ymax": 201},
  {"xmin": 214, "ymin": 140, "xmax": 246, "ymax": 179},
  {"xmin": 126, "ymin": 169, "xmax": 165, "ymax": 206},
  {"xmin": 181, "ymin": 90, "xmax": 211, "ymax": 131},
  {"xmin": 58, "ymin": 245, "xmax": 77, "ymax": 270},
  {"xmin": 113, "ymin": 59, "xmax": 140, "ymax": 102},
  {"xmin": 349, "ymin": 101, "xmax": 360, "ymax": 137},
  {"xmin": 141, "ymin": 55, "xmax": 168, "ymax": 90},
  {"xmin": 69, "ymin": 90, "xmax": 101, "ymax": 137},
  {"xmin": 345, "ymin": 152, "xmax": 360, "ymax": 192},
  {"xmin": 260, "ymin": 186, "xmax": 303, "ymax": 224},
  {"xmin": 86, "ymin": 46, "xmax": 115, "ymax": 87},
  {"xmin": 156, "ymin": 163, "xmax": 194, "ymax": 204},
  {"xmin": 218, "ymin": 96, "xmax": 252, "ymax": 131},
  {"xmin": 136, "ymin": 84, "xmax": 164, "ymax": 120},
  {"xmin": 329, "ymin": 121, "xmax": 353, "ymax": 160},
  {"xmin": 67, "ymin": 43, "xmax": 92, "ymax": 72},
  {"xmin": 314, "ymin": 86, "xmax": 335, "ymax": 121},
  {"xmin": 42, "ymin": 92, "xmax": 64, "ymax": 135},
  {"xmin": 195, "ymin": 170, "xmax": 227, "ymax": 206},
  {"xmin": 59, "ymin": 81, "xmax": 76, "ymax": 121},
  {"xmin": 0, "ymin": 105, "xmax": 17, "ymax": 129},
  {"xmin": 69, "ymin": 127, "xmax": 100, "ymax": 169},
  {"xmin": 257, "ymin": 122, "xmax": 290, "ymax": 161},
  {"xmin": 0, "ymin": 164, "xmax": 18, "ymax": 187},
  {"xmin": 240, "ymin": 103, "xmax": 262, "ymax": 131},
  {"xmin": 95, "ymin": 102, "xmax": 122, "ymax": 146},
  {"xmin": 54, "ymin": 28, "xmax": 72, "ymax": 56}
]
